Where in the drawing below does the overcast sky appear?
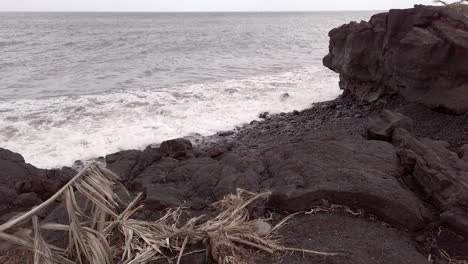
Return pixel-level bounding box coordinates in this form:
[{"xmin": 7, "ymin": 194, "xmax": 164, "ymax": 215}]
[{"xmin": 1, "ymin": 0, "xmax": 435, "ymax": 12}]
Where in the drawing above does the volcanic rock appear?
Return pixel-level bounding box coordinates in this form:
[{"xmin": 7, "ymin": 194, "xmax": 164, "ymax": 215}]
[
  {"xmin": 264, "ymin": 131, "xmax": 431, "ymax": 230},
  {"xmin": 323, "ymin": 5, "xmax": 468, "ymax": 113},
  {"xmin": 105, "ymin": 149, "xmax": 141, "ymax": 180},
  {"xmin": 159, "ymin": 138, "xmax": 193, "ymax": 158},
  {"xmin": 393, "ymin": 128, "xmax": 468, "ymax": 234},
  {"xmin": 365, "ymin": 109, "xmax": 414, "ymax": 141}
]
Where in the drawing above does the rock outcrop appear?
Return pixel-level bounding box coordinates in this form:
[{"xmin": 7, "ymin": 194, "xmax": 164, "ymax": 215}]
[
  {"xmin": 366, "ymin": 110, "xmax": 468, "ymax": 236},
  {"xmin": 0, "ymin": 148, "xmax": 75, "ymax": 216},
  {"xmin": 323, "ymin": 5, "xmax": 468, "ymax": 113}
]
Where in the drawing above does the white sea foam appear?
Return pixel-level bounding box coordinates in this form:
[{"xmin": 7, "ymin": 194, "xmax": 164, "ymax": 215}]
[{"xmin": 0, "ymin": 66, "xmax": 341, "ymax": 168}]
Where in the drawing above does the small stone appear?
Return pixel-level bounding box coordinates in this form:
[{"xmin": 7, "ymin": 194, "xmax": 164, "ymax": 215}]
[{"xmin": 253, "ymin": 219, "xmax": 272, "ymax": 237}]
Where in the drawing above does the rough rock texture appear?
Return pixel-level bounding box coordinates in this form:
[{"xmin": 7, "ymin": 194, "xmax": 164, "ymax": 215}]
[
  {"xmin": 323, "ymin": 5, "xmax": 468, "ymax": 113},
  {"xmin": 460, "ymin": 144, "xmax": 468, "ymax": 163},
  {"xmin": 392, "ymin": 128, "xmax": 468, "ymax": 235},
  {"xmin": 0, "ymin": 148, "xmax": 75, "ymax": 214},
  {"xmin": 365, "ymin": 109, "xmax": 414, "ymax": 141},
  {"xmin": 105, "ymin": 149, "xmax": 141, "ymax": 180},
  {"xmin": 130, "ymin": 152, "xmax": 265, "ymax": 211},
  {"xmin": 159, "ymin": 138, "xmax": 193, "ymax": 158},
  {"xmin": 105, "ymin": 145, "xmax": 162, "ymax": 181},
  {"xmin": 263, "ymin": 131, "xmax": 431, "ymax": 230}
]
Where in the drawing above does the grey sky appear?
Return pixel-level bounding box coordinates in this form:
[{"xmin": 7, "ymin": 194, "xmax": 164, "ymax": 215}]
[{"xmin": 1, "ymin": 0, "xmax": 435, "ymax": 12}]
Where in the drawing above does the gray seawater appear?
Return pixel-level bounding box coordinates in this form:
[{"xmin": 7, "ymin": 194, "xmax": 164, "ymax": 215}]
[{"xmin": 0, "ymin": 12, "xmax": 375, "ymax": 168}]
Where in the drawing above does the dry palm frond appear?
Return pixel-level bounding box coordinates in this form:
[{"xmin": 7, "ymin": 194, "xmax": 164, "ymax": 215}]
[
  {"xmin": 0, "ymin": 163, "xmax": 122, "ymax": 264},
  {"xmin": 0, "ymin": 163, "xmax": 340, "ymax": 264},
  {"xmin": 433, "ymin": 0, "xmax": 468, "ymax": 6},
  {"xmin": 433, "ymin": 0, "xmax": 468, "ymax": 14},
  {"xmin": 32, "ymin": 216, "xmax": 54, "ymax": 264}
]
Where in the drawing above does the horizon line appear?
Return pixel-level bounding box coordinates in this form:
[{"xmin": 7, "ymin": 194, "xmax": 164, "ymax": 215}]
[{"xmin": 0, "ymin": 9, "xmax": 388, "ymax": 13}]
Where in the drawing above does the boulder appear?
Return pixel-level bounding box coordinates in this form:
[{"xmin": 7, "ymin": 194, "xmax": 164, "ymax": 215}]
[
  {"xmin": 0, "ymin": 148, "xmax": 77, "ymax": 213},
  {"xmin": 129, "ymin": 145, "xmax": 161, "ymax": 179},
  {"xmin": 365, "ymin": 110, "xmax": 414, "ymax": 141},
  {"xmin": 159, "ymin": 138, "xmax": 193, "ymax": 158},
  {"xmin": 323, "ymin": 5, "xmax": 468, "ymax": 113},
  {"xmin": 264, "ymin": 131, "xmax": 431, "ymax": 230},
  {"xmin": 105, "ymin": 149, "xmax": 141, "ymax": 179}
]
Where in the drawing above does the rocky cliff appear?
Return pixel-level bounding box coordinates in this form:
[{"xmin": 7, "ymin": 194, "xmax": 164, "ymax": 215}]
[{"xmin": 323, "ymin": 5, "xmax": 468, "ymax": 113}]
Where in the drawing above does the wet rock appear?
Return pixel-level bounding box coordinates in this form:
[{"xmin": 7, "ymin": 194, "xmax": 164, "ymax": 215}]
[
  {"xmin": 0, "ymin": 148, "xmax": 24, "ymax": 163},
  {"xmin": 0, "ymin": 148, "xmax": 43, "ymax": 213},
  {"xmin": 105, "ymin": 149, "xmax": 141, "ymax": 179},
  {"xmin": 217, "ymin": 130, "xmax": 235, "ymax": 137},
  {"xmin": 323, "ymin": 5, "xmax": 468, "ymax": 113},
  {"xmin": 159, "ymin": 138, "xmax": 193, "ymax": 158},
  {"xmin": 265, "ymin": 131, "xmax": 431, "ymax": 230},
  {"xmin": 365, "ymin": 110, "xmax": 414, "ymax": 142},
  {"xmin": 280, "ymin": 93, "xmax": 290, "ymax": 101},
  {"xmin": 259, "ymin": 112, "xmax": 269, "ymax": 119},
  {"xmin": 129, "ymin": 145, "xmax": 161, "ymax": 180}
]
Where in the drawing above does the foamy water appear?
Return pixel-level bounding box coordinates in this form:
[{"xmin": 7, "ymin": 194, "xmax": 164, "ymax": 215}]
[{"xmin": 0, "ymin": 12, "xmax": 374, "ymax": 168}]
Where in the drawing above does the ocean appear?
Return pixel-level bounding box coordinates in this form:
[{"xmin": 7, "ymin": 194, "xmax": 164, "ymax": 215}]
[{"xmin": 0, "ymin": 11, "xmax": 375, "ymax": 168}]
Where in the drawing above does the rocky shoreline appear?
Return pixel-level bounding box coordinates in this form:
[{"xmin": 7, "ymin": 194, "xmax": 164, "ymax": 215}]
[{"xmin": 1, "ymin": 5, "xmax": 468, "ymax": 264}]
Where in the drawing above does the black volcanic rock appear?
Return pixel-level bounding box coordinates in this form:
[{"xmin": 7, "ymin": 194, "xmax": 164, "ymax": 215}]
[
  {"xmin": 365, "ymin": 110, "xmax": 414, "ymax": 141},
  {"xmin": 323, "ymin": 5, "xmax": 468, "ymax": 113},
  {"xmin": 264, "ymin": 131, "xmax": 431, "ymax": 231},
  {"xmin": 159, "ymin": 138, "xmax": 193, "ymax": 158},
  {"xmin": 0, "ymin": 148, "xmax": 76, "ymax": 213},
  {"xmin": 392, "ymin": 127, "xmax": 468, "ymax": 235},
  {"xmin": 105, "ymin": 149, "xmax": 141, "ymax": 180}
]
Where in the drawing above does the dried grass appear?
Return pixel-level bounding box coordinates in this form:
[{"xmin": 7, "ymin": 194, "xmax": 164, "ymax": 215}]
[
  {"xmin": 0, "ymin": 163, "xmax": 340, "ymax": 264},
  {"xmin": 433, "ymin": 0, "xmax": 468, "ymax": 14}
]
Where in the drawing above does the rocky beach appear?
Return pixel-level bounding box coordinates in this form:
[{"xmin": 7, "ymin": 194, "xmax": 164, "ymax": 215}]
[{"xmin": 1, "ymin": 5, "xmax": 468, "ymax": 264}]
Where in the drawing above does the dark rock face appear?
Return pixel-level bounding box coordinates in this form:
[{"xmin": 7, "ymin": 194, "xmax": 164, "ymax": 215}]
[
  {"xmin": 105, "ymin": 149, "xmax": 141, "ymax": 180},
  {"xmin": 131, "ymin": 153, "xmax": 264, "ymax": 211},
  {"xmin": 159, "ymin": 138, "xmax": 193, "ymax": 158},
  {"xmin": 0, "ymin": 148, "xmax": 76, "ymax": 214},
  {"xmin": 393, "ymin": 128, "xmax": 468, "ymax": 235},
  {"xmin": 323, "ymin": 5, "xmax": 468, "ymax": 113}
]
